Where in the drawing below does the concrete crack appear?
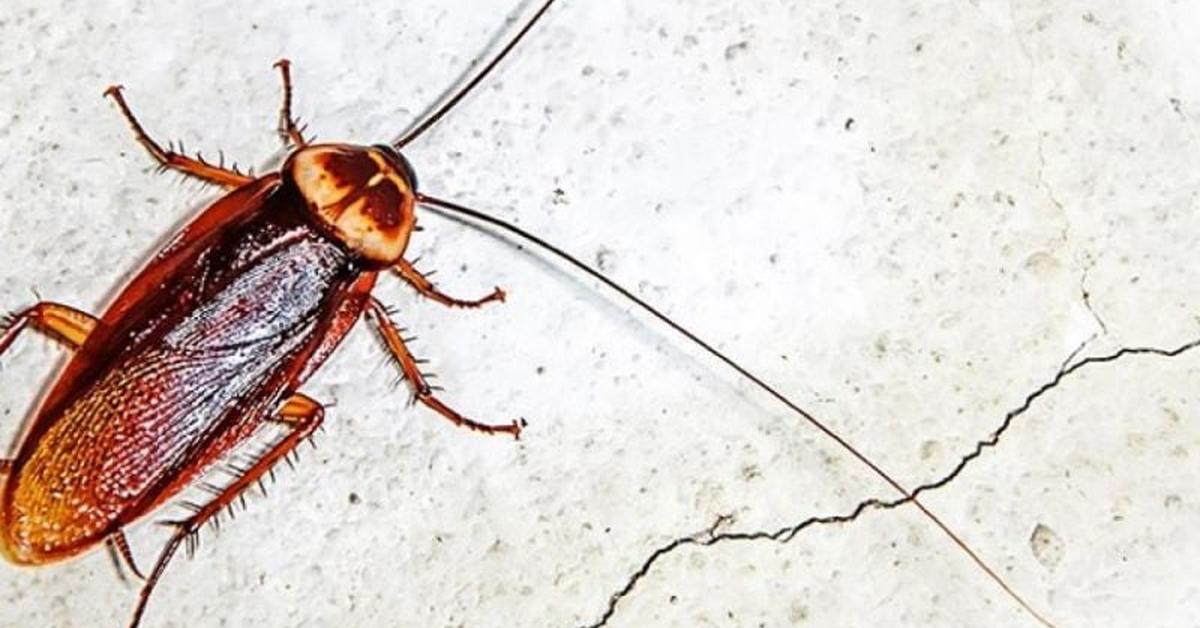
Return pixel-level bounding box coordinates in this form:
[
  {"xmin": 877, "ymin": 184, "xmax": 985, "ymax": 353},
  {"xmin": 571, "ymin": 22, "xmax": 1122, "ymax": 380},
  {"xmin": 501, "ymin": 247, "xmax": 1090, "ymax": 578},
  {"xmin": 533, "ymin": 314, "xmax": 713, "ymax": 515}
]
[
  {"xmin": 904, "ymin": 338, "xmax": 1200, "ymax": 497},
  {"xmin": 1035, "ymin": 135, "xmax": 1073, "ymax": 247},
  {"xmin": 578, "ymin": 336, "xmax": 1200, "ymax": 627},
  {"xmin": 1078, "ymin": 266, "xmax": 1109, "ymax": 336},
  {"xmin": 1009, "ymin": 0, "xmax": 1073, "ymax": 249}
]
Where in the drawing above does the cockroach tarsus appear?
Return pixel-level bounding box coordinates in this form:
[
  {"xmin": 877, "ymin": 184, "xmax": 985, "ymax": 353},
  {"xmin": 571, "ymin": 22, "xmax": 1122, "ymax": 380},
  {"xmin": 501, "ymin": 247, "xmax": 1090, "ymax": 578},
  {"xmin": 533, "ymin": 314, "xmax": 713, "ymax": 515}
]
[{"xmin": 0, "ymin": 1, "xmax": 1071, "ymax": 626}]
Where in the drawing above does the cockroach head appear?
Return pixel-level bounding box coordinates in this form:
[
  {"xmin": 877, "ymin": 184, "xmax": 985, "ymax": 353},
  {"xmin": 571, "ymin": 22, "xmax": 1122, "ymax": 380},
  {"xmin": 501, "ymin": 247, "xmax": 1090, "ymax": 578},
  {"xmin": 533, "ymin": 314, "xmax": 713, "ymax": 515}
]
[{"xmin": 284, "ymin": 144, "xmax": 418, "ymax": 267}]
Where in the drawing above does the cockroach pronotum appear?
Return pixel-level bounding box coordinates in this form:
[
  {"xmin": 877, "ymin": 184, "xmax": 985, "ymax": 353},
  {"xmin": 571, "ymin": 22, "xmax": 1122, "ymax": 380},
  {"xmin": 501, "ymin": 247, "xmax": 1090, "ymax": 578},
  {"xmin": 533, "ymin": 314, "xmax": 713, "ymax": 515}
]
[{"xmin": 2, "ymin": 1, "xmax": 1188, "ymax": 626}]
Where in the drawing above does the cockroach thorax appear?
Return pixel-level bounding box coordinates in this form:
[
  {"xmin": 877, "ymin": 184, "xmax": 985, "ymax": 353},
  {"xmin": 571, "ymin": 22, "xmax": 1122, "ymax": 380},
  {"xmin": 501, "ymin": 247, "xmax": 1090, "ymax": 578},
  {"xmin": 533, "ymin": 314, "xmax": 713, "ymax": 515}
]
[{"xmin": 284, "ymin": 144, "xmax": 417, "ymax": 266}]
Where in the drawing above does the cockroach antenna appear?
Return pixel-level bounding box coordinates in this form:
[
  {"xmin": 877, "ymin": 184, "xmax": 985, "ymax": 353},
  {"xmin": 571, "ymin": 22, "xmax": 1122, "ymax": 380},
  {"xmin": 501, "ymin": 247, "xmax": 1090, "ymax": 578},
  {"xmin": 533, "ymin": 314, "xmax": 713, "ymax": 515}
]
[
  {"xmin": 392, "ymin": 0, "xmax": 560, "ymax": 150},
  {"xmin": 391, "ymin": 1, "xmax": 1055, "ymax": 624},
  {"xmin": 419, "ymin": 193, "xmax": 1059, "ymax": 627}
]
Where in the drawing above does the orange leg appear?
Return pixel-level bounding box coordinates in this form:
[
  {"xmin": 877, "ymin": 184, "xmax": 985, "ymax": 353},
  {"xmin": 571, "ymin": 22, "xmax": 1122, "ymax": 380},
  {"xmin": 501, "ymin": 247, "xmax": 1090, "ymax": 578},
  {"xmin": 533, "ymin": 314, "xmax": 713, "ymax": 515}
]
[
  {"xmin": 103, "ymin": 86, "xmax": 253, "ymax": 189},
  {"xmin": 273, "ymin": 59, "xmax": 307, "ymax": 147},
  {"xmin": 365, "ymin": 299, "xmax": 521, "ymax": 438},
  {"xmin": 395, "ymin": 258, "xmax": 505, "ymax": 309},
  {"xmin": 0, "ymin": 301, "xmax": 97, "ymax": 355},
  {"xmin": 108, "ymin": 530, "xmax": 146, "ymax": 581},
  {"xmin": 127, "ymin": 393, "xmax": 324, "ymax": 628}
]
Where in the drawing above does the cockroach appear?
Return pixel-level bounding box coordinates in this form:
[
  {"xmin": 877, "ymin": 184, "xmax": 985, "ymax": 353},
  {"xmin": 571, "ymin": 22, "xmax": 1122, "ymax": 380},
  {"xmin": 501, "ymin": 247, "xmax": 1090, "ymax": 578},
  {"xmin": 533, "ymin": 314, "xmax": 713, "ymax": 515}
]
[{"xmin": 0, "ymin": 1, "xmax": 1112, "ymax": 627}]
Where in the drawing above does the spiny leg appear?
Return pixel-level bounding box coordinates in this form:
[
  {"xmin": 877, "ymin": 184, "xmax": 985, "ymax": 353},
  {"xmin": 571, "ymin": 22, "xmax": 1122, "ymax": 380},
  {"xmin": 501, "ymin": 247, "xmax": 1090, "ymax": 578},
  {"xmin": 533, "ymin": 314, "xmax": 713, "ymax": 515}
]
[
  {"xmin": 365, "ymin": 299, "xmax": 521, "ymax": 438},
  {"xmin": 103, "ymin": 85, "xmax": 253, "ymax": 189},
  {"xmin": 1, "ymin": 301, "xmax": 97, "ymax": 355},
  {"xmin": 395, "ymin": 258, "xmax": 505, "ymax": 309},
  {"xmin": 127, "ymin": 393, "xmax": 325, "ymax": 628},
  {"xmin": 108, "ymin": 530, "xmax": 147, "ymax": 581},
  {"xmin": 273, "ymin": 59, "xmax": 307, "ymax": 147}
]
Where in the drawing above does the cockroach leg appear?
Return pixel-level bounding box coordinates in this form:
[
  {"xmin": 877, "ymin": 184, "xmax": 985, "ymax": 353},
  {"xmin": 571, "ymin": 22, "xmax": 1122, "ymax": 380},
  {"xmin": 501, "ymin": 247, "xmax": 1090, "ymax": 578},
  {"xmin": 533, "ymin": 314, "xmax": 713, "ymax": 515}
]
[
  {"xmin": 272, "ymin": 59, "xmax": 307, "ymax": 148},
  {"xmin": 128, "ymin": 393, "xmax": 325, "ymax": 628},
  {"xmin": 395, "ymin": 258, "xmax": 505, "ymax": 309},
  {"xmin": 107, "ymin": 530, "xmax": 146, "ymax": 581},
  {"xmin": 275, "ymin": 392, "xmax": 324, "ymax": 423},
  {"xmin": 0, "ymin": 460, "xmax": 10, "ymax": 477},
  {"xmin": 103, "ymin": 85, "xmax": 253, "ymax": 189},
  {"xmin": 365, "ymin": 299, "xmax": 521, "ymax": 438},
  {"xmin": 0, "ymin": 301, "xmax": 97, "ymax": 355}
]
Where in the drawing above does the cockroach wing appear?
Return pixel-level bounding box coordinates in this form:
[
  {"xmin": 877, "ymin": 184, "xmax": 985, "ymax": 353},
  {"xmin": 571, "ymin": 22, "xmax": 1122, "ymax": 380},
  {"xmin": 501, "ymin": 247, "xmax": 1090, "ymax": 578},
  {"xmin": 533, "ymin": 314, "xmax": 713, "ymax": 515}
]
[{"xmin": 2, "ymin": 177, "xmax": 363, "ymax": 563}]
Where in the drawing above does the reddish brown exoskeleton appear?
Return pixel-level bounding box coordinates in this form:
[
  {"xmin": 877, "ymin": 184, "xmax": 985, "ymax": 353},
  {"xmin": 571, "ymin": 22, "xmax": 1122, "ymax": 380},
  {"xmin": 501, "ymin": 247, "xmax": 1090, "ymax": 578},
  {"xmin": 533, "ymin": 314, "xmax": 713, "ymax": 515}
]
[
  {"xmin": 0, "ymin": 54, "xmax": 532, "ymax": 628},
  {"xmin": 0, "ymin": 2, "xmax": 1060, "ymax": 627}
]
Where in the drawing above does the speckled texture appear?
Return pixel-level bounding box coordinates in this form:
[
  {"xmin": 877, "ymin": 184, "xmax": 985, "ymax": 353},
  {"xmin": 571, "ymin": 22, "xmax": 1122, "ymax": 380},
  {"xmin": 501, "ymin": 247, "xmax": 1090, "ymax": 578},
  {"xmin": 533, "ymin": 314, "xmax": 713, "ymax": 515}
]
[{"xmin": 1, "ymin": 1, "xmax": 1199, "ymax": 627}]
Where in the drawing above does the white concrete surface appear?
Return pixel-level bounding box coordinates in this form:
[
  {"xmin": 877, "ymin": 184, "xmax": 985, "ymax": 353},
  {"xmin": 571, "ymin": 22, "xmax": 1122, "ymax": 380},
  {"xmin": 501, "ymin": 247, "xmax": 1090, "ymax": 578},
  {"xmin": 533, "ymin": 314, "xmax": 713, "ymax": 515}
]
[{"xmin": 1, "ymin": 1, "xmax": 1199, "ymax": 626}]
